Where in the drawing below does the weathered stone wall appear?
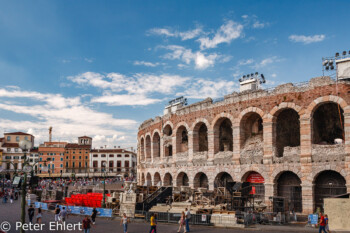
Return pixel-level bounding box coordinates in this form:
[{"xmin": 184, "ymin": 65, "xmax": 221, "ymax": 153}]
[{"xmin": 136, "ymin": 77, "xmax": 350, "ymax": 214}]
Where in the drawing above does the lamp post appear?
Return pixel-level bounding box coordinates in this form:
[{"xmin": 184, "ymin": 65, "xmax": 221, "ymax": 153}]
[
  {"xmin": 102, "ymin": 162, "xmax": 107, "ymax": 208},
  {"xmin": 0, "ymin": 167, "xmax": 4, "ymax": 191}
]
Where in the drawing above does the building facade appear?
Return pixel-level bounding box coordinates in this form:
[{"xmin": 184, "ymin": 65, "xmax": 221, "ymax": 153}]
[
  {"xmin": 89, "ymin": 148, "xmax": 136, "ymax": 177},
  {"xmin": 64, "ymin": 136, "xmax": 92, "ymax": 176},
  {"xmin": 137, "ymin": 76, "xmax": 350, "ymax": 214},
  {"xmin": 28, "ymin": 148, "xmax": 39, "ymax": 174},
  {"xmin": 38, "ymin": 142, "xmax": 67, "ymax": 177}
]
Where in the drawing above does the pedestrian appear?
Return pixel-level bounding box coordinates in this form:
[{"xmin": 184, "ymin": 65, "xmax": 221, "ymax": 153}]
[
  {"xmin": 91, "ymin": 207, "xmax": 97, "ymax": 224},
  {"xmin": 319, "ymin": 212, "xmax": 326, "ymax": 233},
  {"xmin": 149, "ymin": 213, "xmax": 157, "ymax": 233},
  {"xmin": 28, "ymin": 205, "xmax": 35, "ymax": 223},
  {"xmin": 82, "ymin": 216, "xmax": 93, "ymax": 233},
  {"xmin": 177, "ymin": 211, "xmax": 186, "ymax": 233},
  {"xmin": 325, "ymin": 214, "xmax": 331, "ymax": 233},
  {"xmin": 185, "ymin": 208, "xmax": 191, "ymax": 232},
  {"xmin": 10, "ymin": 193, "xmax": 14, "ymax": 204},
  {"xmin": 59, "ymin": 206, "xmax": 68, "ymax": 222},
  {"xmin": 36, "ymin": 208, "xmax": 42, "ymax": 224},
  {"xmin": 120, "ymin": 213, "xmax": 129, "ymax": 233},
  {"xmin": 54, "ymin": 205, "xmax": 61, "ymax": 221}
]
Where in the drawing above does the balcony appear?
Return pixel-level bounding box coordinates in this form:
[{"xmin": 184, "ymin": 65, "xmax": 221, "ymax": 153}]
[{"xmin": 312, "ymin": 144, "xmax": 346, "ymax": 163}]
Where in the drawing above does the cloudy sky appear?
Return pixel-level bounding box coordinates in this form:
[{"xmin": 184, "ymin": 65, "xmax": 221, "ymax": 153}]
[{"xmin": 0, "ymin": 0, "xmax": 349, "ymax": 148}]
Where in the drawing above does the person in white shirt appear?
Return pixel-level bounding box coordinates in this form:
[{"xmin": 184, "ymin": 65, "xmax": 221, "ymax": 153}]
[{"xmin": 185, "ymin": 208, "xmax": 191, "ymax": 232}]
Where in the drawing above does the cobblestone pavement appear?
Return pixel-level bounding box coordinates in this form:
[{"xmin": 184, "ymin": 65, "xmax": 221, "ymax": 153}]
[{"xmin": 0, "ymin": 200, "xmax": 340, "ymax": 233}]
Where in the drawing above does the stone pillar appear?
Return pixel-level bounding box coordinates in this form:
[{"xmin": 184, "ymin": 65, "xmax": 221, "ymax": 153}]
[
  {"xmin": 151, "ymin": 137, "xmax": 154, "ymax": 164},
  {"xmin": 301, "ymin": 183, "xmax": 314, "ymax": 214},
  {"xmin": 344, "ymin": 112, "xmax": 350, "ymax": 159},
  {"xmin": 188, "ymin": 130, "xmax": 194, "ymax": 162},
  {"xmin": 233, "ymin": 124, "xmax": 240, "ymax": 164},
  {"xmin": 207, "ymin": 129, "xmax": 215, "ymax": 161},
  {"xmin": 172, "ymin": 136, "xmax": 177, "ymax": 166},
  {"xmin": 160, "ymin": 136, "xmax": 164, "ymax": 159},
  {"xmin": 300, "ymin": 116, "xmax": 312, "ymax": 164},
  {"xmin": 264, "ymin": 183, "xmax": 274, "ymax": 211},
  {"xmin": 263, "ymin": 121, "xmax": 273, "ymax": 164}
]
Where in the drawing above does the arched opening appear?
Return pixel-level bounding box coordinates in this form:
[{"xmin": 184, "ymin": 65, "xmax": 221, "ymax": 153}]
[
  {"xmin": 146, "ymin": 173, "xmax": 152, "ymax": 186},
  {"xmin": 140, "ymin": 138, "xmax": 145, "ymax": 161},
  {"xmin": 193, "ymin": 122, "xmax": 208, "ymax": 152},
  {"xmin": 141, "ymin": 173, "xmax": 145, "ymax": 186},
  {"xmin": 314, "ymin": 170, "xmax": 346, "ymax": 211},
  {"xmin": 154, "ymin": 172, "xmax": 161, "ymax": 186},
  {"xmin": 164, "ymin": 145, "xmax": 173, "ymax": 157},
  {"xmin": 240, "ymin": 112, "xmax": 264, "ymax": 161},
  {"xmin": 145, "ymin": 135, "xmax": 151, "ymax": 159},
  {"xmin": 275, "ymin": 109, "xmax": 300, "ymax": 157},
  {"xmin": 243, "ymin": 171, "xmax": 265, "ymax": 200},
  {"xmin": 176, "ymin": 172, "xmax": 189, "ymax": 187},
  {"xmin": 193, "ymin": 172, "xmax": 209, "ymax": 189},
  {"xmin": 176, "ymin": 126, "xmax": 188, "ymax": 153},
  {"xmin": 276, "ymin": 171, "xmax": 302, "ymax": 212},
  {"xmin": 312, "ymin": 103, "xmax": 344, "ymax": 144},
  {"xmin": 214, "ymin": 172, "xmax": 233, "ymax": 188},
  {"xmin": 153, "ymin": 132, "xmax": 160, "ymax": 158},
  {"xmin": 163, "ymin": 124, "xmax": 173, "ymax": 136},
  {"xmin": 214, "ymin": 118, "xmax": 233, "ymax": 154},
  {"xmin": 164, "ymin": 173, "xmax": 173, "ymax": 186}
]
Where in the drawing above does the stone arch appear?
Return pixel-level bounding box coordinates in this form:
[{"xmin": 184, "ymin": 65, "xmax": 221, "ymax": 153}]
[
  {"xmin": 192, "ymin": 121, "xmax": 209, "ymax": 152},
  {"xmin": 239, "ymin": 108, "xmax": 264, "ymax": 156},
  {"xmin": 240, "ymin": 167, "xmax": 267, "ymax": 182},
  {"xmin": 313, "ymin": 170, "xmax": 347, "ymax": 211},
  {"xmin": 152, "ymin": 131, "xmax": 161, "ymax": 158},
  {"xmin": 193, "ymin": 172, "xmax": 209, "ymax": 189},
  {"xmin": 175, "ymin": 123, "xmax": 189, "ymax": 154},
  {"xmin": 153, "ymin": 172, "xmax": 162, "ymax": 186},
  {"xmin": 176, "ymin": 172, "xmax": 189, "ymax": 187},
  {"xmin": 212, "ymin": 115, "xmax": 234, "ymax": 154},
  {"xmin": 145, "ymin": 134, "xmax": 152, "ymax": 159},
  {"xmin": 272, "ymin": 107, "xmax": 301, "ymax": 157},
  {"xmin": 141, "ymin": 173, "xmax": 145, "ymax": 186},
  {"xmin": 164, "ymin": 173, "xmax": 173, "ymax": 186},
  {"xmin": 214, "ymin": 172, "xmax": 234, "ymax": 188},
  {"xmin": 241, "ymin": 170, "xmax": 265, "ymax": 200},
  {"xmin": 163, "ymin": 122, "xmax": 173, "ymax": 136},
  {"xmin": 140, "ymin": 136, "xmax": 145, "ymax": 161},
  {"xmin": 275, "ymin": 171, "xmax": 303, "ymax": 212},
  {"xmin": 272, "ymin": 167, "xmax": 302, "ymax": 184},
  {"xmin": 269, "ymin": 102, "xmax": 302, "ymax": 119},
  {"xmin": 146, "ymin": 172, "xmax": 152, "ymax": 186},
  {"xmin": 307, "ymin": 165, "xmax": 347, "ymax": 184},
  {"xmin": 306, "ymin": 95, "xmax": 349, "ymax": 117}
]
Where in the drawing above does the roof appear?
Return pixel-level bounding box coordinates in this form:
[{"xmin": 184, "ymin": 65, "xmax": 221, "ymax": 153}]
[
  {"xmin": 4, "ymin": 132, "xmax": 33, "ymax": 136},
  {"xmin": 65, "ymin": 143, "xmax": 91, "ymax": 149},
  {"xmin": 0, "ymin": 138, "xmax": 4, "ymax": 142},
  {"xmin": 2, "ymin": 143, "xmax": 19, "ymax": 148},
  {"xmin": 78, "ymin": 136, "xmax": 92, "ymax": 139},
  {"xmin": 30, "ymin": 148, "xmax": 39, "ymax": 152},
  {"xmin": 91, "ymin": 149, "xmax": 135, "ymax": 154}
]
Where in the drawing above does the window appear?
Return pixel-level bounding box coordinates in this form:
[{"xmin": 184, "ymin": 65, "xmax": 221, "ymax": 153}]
[
  {"xmin": 101, "ymin": 154, "xmax": 106, "ymax": 158},
  {"xmin": 85, "ymin": 156, "xmax": 88, "ymax": 159},
  {"xmin": 60, "ymin": 164, "xmax": 63, "ymax": 168},
  {"xmin": 66, "ymin": 162, "xmax": 68, "ymax": 167},
  {"xmin": 109, "ymin": 154, "xmax": 114, "ymax": 158},
  {"xmin": 85, "ymin": 162, "xmax": 87, "ymax": 167},
  {"xmin": 85, "ymin": 151, "xmax": 88, "ymax": 154},
  {"xmin": 72, "ymin": 162, "xmax": 75, "ymax": 167},
  {"xmin": 6, "ymin": 136, "xmax": 10, "ymax": 141},
  {"xmin": 47, "ymin": 158, "xmax": 51, "ymax": 161},
  {"xmin": 79, "ymin": 162, "xmax": 81, "ymax": 168},
  {"xmin": 125, "ymin": 161, "xmax": 130, "ymax": 168},
  {"xmin": 79, "ymin": 151, "xmax": 82, "ymax": 154},
  {"xmin": 15, "ymin": 148, "xmax": 18, "ymax": 152},
  {"xmin": 40, "ymin": 158, "xmax": 42, "ymax": 161},
  {"xmin": 52, "ymin": 164, "xmax": 55, "ymax": 170},
  {"xmin": 66, "ymin": 156, "xmax": 69, "ymax": 159},
  {"xmin": 79, "ymin": 156, "xmax": 81, "ymax": 159},
  {"xmin": 5, "ymin": 156, "xmax": 11, "ymax": 159},
  {"xmin": 73, "ymin": 156, "xmax": 75, "ymax": 159},
  {"xmin": 73, "ymin": 151, "xmax": 75, "ymax": 154},
  {"xmin": 52, "ymin": 158, "xmax": 55, "ymax": 161},
  {"xmin": 48, "ymin": 164, "xmax": 50, "ymax": 169},
  {"xmin": 61, "ymin": 158, "xmax": 63, "ymax": 161},
  {"xmin": 25, "ymin": 136, "xmax": 28, "ymax": 140},
  {"xmin": 93, "ymin": 154, "xmax": 98, "ymax": 158},
  {"xmin": 16, "ymin": 136, "xmax": 20, "ymax": 142},
  {"xmin": 125, "ymin": 154, "xmax": 129, "ymax": 157},
  {"xmin": 39, "ymin": 164, "xmax": 42, "ymax": 168},
  {"xmin": 7, "ymin": 148, "xmax": 11, "ymax": 152},
  {"xmin": 117, "ymin": 154, "xmax": 122, "ymax": 157}
]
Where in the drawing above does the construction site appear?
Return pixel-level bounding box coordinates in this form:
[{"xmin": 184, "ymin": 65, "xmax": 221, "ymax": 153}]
[{"xmin": 135, "ymin": 52, "xmax": 350, "ymax": 227}]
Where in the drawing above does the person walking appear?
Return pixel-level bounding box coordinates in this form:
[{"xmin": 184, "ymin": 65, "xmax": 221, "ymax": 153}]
[
  {"xmin": 91, "ymin": 207, "xmax": 97, "ymax": 224},
  {"xmin": 28, "ymin": 205, "xmax": 35, "ymax": 223},
  {"xmin": 36, "ymin": 208, "xmax": 42, "ymax": 224},
  {"xmin": 59, "ymin": 206, "xmax": 68, "ymax": 222},
  {"xmin": 82, "ymin": 216, "xmax": 93, "ymax": 233},
  {"xmin": 177, "ymin": 211, "xmax": 186, "ymax": 233},
  {"xmin": 10, "ymin": 192, "xmax": 14, "ymax": 204},
  {"xmin": 54, "ymin": 205, "xmax": 61, "ymax": 221},
  {"xmin": 120, "ymin": 213, "xmax": 129, "ymax": 233},
  {"xmin": 149, "ymin": 213, "xmax": 157, "ymax": 233},
  {"xmin": 185, "ymin": 208, "xmax": 191, "ymax": 232},
  {"xmin": 325, "ymin": 214, "xmax": 331, "ymax": 233},
  {"xmin": 319, "ymin": 212, "xmax": 326, "ymax": 233}
]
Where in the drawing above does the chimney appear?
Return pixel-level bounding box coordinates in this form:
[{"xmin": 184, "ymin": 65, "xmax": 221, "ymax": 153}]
[{"xmin": 49, "ymin": 126, "xmax": 52, "ymax": 142}]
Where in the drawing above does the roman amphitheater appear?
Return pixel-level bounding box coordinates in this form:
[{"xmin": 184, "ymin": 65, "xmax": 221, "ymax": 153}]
[{"xmin": 137, "ymin": 76, "xmax": 350, "ymax": 214}]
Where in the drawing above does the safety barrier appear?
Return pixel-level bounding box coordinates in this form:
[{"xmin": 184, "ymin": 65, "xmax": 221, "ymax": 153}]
[{"xmin": 145, "ymin": 212, "xmax": 212, "ymax": 226}]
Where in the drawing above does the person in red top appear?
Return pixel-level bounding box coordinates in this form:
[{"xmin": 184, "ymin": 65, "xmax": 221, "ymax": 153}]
[
  {"xmin": 82, "ymin": 216, "xmax": 93, "ymax": 233},
  {"xmin": 319, "ymin": 212, "xmax": 326, "ymax": 233}
]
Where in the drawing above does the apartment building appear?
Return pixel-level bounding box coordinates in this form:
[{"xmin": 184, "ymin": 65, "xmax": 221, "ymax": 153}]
[
  {"xmin": 64, "ymin": 136, "xmax": 92, "ymax": 176},
  {"xmin": 38, "ymin": 141, "xmax": 67, "ymax": 177}
]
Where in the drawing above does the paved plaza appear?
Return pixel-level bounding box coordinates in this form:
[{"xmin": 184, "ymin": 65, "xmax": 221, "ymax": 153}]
[{"xmin": 0, "ymin": 200, "xmax": 343, "ymax": 233}]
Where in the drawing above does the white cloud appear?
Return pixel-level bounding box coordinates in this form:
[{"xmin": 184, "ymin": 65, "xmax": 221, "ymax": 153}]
[
  {"xmin": 148, "ymin": 26, "xmax": 203, "ymax": 40},
  {"xmin": 197, "ymin": 20, "xmax": 243, "ymax": 49},
  {"xmin": 253, "ymin": 56, "xmax": 282, "ymax": 69},
  {"xmin": 289, "ymin": 34, "xmax": 325, "ymax": 44},
  {"xmin": 177, "ymin": 79, "xmax": 238, "ymax": 99},
  {"xmin": 238, "ymin": 59, "xmax": 254, "ymax": 66},
  {"xmin": 133, "ymin": 61, "xmax": 163, "ymax": 67},
  {"xmin": 91, "ymin": 94, "xmax": 161, "ymax": 106},
  {"xmin": 252, "ymin": 21, "xmax": 265, "ymax": 29},
  {"xmin": 162, "ymin": 45, "xmax": 219, "ymax": 69}
]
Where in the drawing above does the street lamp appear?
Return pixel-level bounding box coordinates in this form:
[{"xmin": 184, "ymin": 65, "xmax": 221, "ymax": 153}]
[
  {"xmin": 102, "ymin": 162, "xmax": 107, "ymax": 208},
  {"xmin": 0, "ymin": 167, "xmax": 5, "ymax": 191}
]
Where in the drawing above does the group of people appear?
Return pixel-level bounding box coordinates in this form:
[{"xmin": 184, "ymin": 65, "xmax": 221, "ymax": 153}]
[
  {"xmin": 318, "ymin": 212, "xmax": 331, "ymax": 233},
  {"xmin": 27, "ymin": 205, "xmax": 43, "ymax": 223},
  {"xmin": 1, "ymin": 188, "xmax": 18, "ymax": 203}
]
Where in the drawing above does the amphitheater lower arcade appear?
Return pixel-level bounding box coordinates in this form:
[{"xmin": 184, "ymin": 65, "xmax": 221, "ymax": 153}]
[{"xmin": 137, "ymin": 77, "xmax": 350, "ymax": 214}]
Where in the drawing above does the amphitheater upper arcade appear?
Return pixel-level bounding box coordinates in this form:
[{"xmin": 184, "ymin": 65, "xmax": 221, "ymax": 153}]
[{"xmin": 137, "ymin": 76, "xmax": 350, "ymax": 214}]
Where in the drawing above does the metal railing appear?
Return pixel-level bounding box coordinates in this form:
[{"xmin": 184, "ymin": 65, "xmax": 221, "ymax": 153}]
[{"xmin": 145, "ymin": 212, "xmax": 212, "ymax": 226}]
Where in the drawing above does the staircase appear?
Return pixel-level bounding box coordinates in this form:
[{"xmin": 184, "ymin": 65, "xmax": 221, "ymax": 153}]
[{"xmin": 136, "ymin": 187, "xmax": 173, "ymax": 212}]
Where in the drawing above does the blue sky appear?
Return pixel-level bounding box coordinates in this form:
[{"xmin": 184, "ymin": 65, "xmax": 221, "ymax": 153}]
[{"xmin": 0, "ymin": 0, "xmax": 349, "ymax": 148}]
